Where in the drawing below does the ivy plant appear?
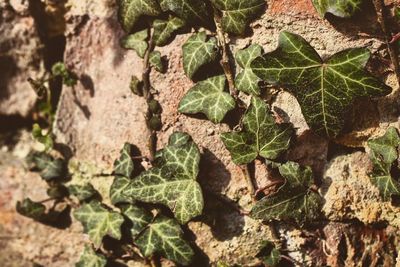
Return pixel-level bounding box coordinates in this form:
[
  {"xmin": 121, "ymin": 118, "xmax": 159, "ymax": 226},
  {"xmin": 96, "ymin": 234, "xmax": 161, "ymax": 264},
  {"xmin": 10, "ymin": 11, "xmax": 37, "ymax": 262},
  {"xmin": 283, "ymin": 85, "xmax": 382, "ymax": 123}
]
[{"xmin": 312, "ymin": 0, "xmax": 363, "ymax": 18}]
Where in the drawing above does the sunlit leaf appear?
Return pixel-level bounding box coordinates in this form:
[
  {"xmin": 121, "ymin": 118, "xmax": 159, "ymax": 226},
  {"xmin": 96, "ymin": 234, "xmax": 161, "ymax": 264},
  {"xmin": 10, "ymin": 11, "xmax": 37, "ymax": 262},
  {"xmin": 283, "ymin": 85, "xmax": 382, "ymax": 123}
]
[
  {"xmin": 153, "ymin": 16, "xmax": 185, "ymax": 46},
  {"xmin": 76, "ymin": 245, "xmax": 107, "ymax": 267},
  {"xmin": 149, "ymin": 51, "xmax": 165, "ymax": 73},
  {"xmin": 120, "ymin": 29, "xmax": 148, "ymax": 58},
  {"xmin": 113, "ymin": 143, "xmax": 135, "ymax": 178},
  {"xmin": 312, "ymin": 0, "xmax": 362, "ymax": 18},
  {"xmin": 160, "ymin": 0, "xmax": 210, "ymax": 26},
  {"xmin": 32, "ymin": 124, "xmax": 53, "ymax": 152},
  {"xmin": 235, "ymin": 44, "xmax": 263, "ymax": 95},
  {"xmin": 118, "ymin": 0, "xmax": 161, "ymax": 32},
  {"xmin": 120, "ymin": 204, "xmax": 153, "ymax": 236},
  {"xmin": 68, "ymin": 183, "xmax": 97, "ymax": 202}
]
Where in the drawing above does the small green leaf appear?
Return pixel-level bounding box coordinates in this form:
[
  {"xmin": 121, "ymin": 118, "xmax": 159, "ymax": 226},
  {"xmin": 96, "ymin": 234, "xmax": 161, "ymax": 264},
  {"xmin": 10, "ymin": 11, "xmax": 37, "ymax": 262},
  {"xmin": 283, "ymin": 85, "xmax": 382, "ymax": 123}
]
[
  {"xmin": 76, "ymin": 245, "xmax": 107, "ymax": 267},
  {"xmin": 113, "ymin": 143, "xmax": 135, "ymax": 178},
  {"xmin": 169, "ymin": 132, "xmax": 191, "ymax": 146},
  {"xmin": 312, "ymin": 0, "xmax": 362, "ymax": 18},
  {"xmin": 135, "ymin": 215, "xmax": 194, "ymax": 265},
  {"xmin": 221, "ymin": 97, "xmax": 293, "ymax": 165},
  {"xmin": 149, "ymin": 51, "xmax": 165, "ymax": 73},
  {"xmin": 178, "ymin": 75, "xmax": 235, "ymax": 123},
  {"xmin": 16, "ymin": 198, "xmax": 46, "ymax": 221},
  {"xmin": 251, "ymin": 31, "xmax": 391, "ymax": 138},
  {"xmin": 120, "ymin": 30, "xmax": 148, "ymax": 58},
  {"xmin": 130, "ymin": 76, "xmax": 143, "ymax": 96},
  {"xmin": 68, "ymin": 184, "xmax": 97, "ymax": 202},
  {"xmin": 211, "ymin": 0, "xmax": 265, "ymax": 35},
  {"xmin": 32, "ymin": 124, "xmax": 53, "ymax": 152},
  {"xmin": 257, "ymin": 241, "xmax": 281, "ymax": 266},
  {"xmin": 118, "ymin": 0, "xmax": 161, "ymax": 33},
  {"xmin": 250, "ymin": 162, "xmax": 323, "ymax": 224},
  {"xmin": 153, "ymin": 17, "xmax": 185, "ymax": 46},
  {"xmin": 27, "ymin": 152, "xmax": 67, "ymax": 181},
  {"xmin": 182, "ymin": 32, "xmax": 218, "ymax": 79},
  {"xmin": 235, "ymin": 44, "xmax": 263, "ymax": 95},
  {"xmin": 160, "ymin": 0, "xmax": 210, "ymax": 26},
  {"xmin": 110, "ymin": 176, "xmax": 132, "ymax": 204},
  {"xmin": 74, "ymin": 201, "xmax": 124, "ymax": 248},
  {"xmin": 368, "ymin": 127, "xmax": 400, "ymax": 201},
  {"xmin": 52, "ymin": 62, "xmax": 77, "ymax": 86},
  {"xmin": 120, "ymin": 204, "xmax": 153, "ymax": 236}
]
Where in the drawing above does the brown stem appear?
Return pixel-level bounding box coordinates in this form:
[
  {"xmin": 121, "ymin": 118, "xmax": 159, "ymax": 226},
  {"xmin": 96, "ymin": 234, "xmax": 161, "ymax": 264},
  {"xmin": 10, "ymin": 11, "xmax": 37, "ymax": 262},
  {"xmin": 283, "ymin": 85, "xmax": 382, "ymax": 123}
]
[
  {"xmin": 373, "ymin": 0, "xmax": 400, "ymax": 86},
  {"xmin": 240, "ymin": 164, "xmax": 256, "ymax": 199}
]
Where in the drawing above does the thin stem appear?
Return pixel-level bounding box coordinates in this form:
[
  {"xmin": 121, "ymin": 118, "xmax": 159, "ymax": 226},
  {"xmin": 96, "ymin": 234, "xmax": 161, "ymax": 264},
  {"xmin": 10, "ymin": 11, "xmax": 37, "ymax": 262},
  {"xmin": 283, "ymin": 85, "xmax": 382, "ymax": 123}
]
[
  {"xmin": 373, "ymin": 0, "xmax": 400, "ymax": 86},
  {"xmin": 240, "ymin": 164, "xmax": 256, "ymax": 199}
]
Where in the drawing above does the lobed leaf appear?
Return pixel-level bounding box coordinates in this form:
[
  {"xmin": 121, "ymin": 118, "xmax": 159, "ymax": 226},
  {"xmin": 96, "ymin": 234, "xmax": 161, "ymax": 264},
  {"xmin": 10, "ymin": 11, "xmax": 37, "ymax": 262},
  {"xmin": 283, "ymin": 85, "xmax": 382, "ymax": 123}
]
[
  {"xmin": 110, "ymin": 176, "xmax": 132, "ymax": 204},
  {"xmin": 113, "ymin": 143, "xmax": 135, "ymax": 178},
  {"xmin": 27, "ymin": 152, "xmax": 67, "ymax": 181},
  {"xmin": 182, "ymin": 32, "xmax": 218, "ymax": 79},
  {"xmin": 149, "ymin": 51, "xmax": 165, "ymax": 73},
  {"xmin": 76, "ymin": 245, "xmax": 107, "ymax": 267},
  {"xmin": 178, "ymin": 75, "xmax": 235, "ymax": 123},
  {"xmin": 68, "ymin": 183, "xmax": 97, "ymax": 202},
  {"xmin": 120, "ymin": 204, "xmax": 153, "ymax": 236},
  {"xmin": 118, "ymin": 0, "xmax": 161, "ymax": 33},
  {"xmin": 312, "ymin": 0, "xmax": 363, "ymax": 18},
  {"xmin": 153, "ymin": 17, "xmax": 185, "ymax": 47},
  {"xmin": 16, "ymin": 198, "xmax": 46, "ymax": 221},
  {"xmin": 251, "ymin": 31, "xmax": 391, "ymax": 138},
  {"xmin": 160, "ymin": 0, "xmax": 210, "ymax": 26},
  {"xmin": 221, "ymin": 97, "xmax": 293, "ymax": 165},
  {"xmin": 120, "ymin": 29, "xmax": 148, "ymax": 58}
]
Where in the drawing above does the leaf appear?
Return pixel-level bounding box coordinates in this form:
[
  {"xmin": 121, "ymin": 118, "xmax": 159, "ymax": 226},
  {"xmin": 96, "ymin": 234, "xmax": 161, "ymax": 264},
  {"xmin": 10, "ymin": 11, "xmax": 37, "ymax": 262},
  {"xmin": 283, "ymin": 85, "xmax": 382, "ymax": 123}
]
[
  {"xmin": 250, "ymin": 162, "xmax": 323, "ymax": 224},
  {"xmin": 76, "ymin": 245, "xmax": 107, "ymax": 267},
  {"xmin": 168, "ymin": 132, "xmax": 191, "ymax": 146},
  {"xmin": 221, "ymin": 97, "xmax": 293, "ymax": 165},
  {"xmin": 74, "ymin": 201, "xmax": 124, "ymax": 248},
  {"xmin": 27, "ymin": 152, "xmax": 67, "ymax": 181},
  {"xmin": 234, "ymin": 44, "xmax": 264, "ymax": 95},
  {"xmin": 153, "ymin": 17, "xmax": 185, "ymax": 47},
  {"xmin": 149, "ymin": 51, "xmax": 165, "ymax": 73},
  {"xmin": 68, "ymin": 184, "xmax": 97, "ymax": 202},
  {"xmin": 113, "ymin": 143, "xmax": 134, "ymax": 178},
  {"xmin": 120, "ymin": 30, "xmax": 148, "ymax": 58},
  {"xmin": 367, "ymin": 127, "xmax": 400, "ymax": 201},
  {"xmin": 32, "ymin": 124, "xmax": 53, "ymax": 152},
  {"xmin": 124, "ymin": 141, "xmax": 203, "ymax": 224},
  {"xmin": 118, "ymin": 0, "xmax": 161, "ymax": 33},
  {"xmin": 160, "ymin": 0, "xmax": 210, "ymax": 25},
  {"xmin": 251, "ymin": 31, "xmax": 391, "ymax": 138},
  {"xmin": 135, "ymin": 215, "xmax": 194, "ymax": 265},
  {"xmin": 178, "ymin": 75, "xmax": 235, "ymax": 123},
  {"xmin": 110, "ymin": 176, "xmax": 132, "ymax": 204},
  {"xmin": 312, "ymin": 0, "xmax": 363, "ymax": 18},
  {"xmin": 130, "ymin": 75, "xmax": 143, "ymax": 96},
  {"xmin": 182, "ymin": 32, "xmax": 218, "ymax": 79},
  {"xmin": 52, "ymin": 62, "xmax": 78, "ymax": 86},
  {"xmin": 16, "ymin": 198, "xmax": 46, "ymax": 221},
  {"xmin": 211, "ymin": 0, "xmax": 265, "ymax": 35},
  {"xmin": 257, "ymin": 241, "xmax": 281, "ymax": 266},
  {"xmin": 120, "ymin": 204, "xmax": 153, "ymax": 236}
]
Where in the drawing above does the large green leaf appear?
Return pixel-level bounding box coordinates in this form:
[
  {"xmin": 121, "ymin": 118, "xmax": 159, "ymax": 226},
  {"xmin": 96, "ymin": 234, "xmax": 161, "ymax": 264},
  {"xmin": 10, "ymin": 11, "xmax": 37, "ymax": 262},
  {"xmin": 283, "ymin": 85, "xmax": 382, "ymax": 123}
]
[
  {"xmin": 76, "ymin": 245, "xmax": 106, "ymax": 267},
  {"xmin": 182, "ymin": 32, "xmax": 218, "ymax": 79},
  {"xmin": 110, "ymin": 176, "xmax": 132, "ymax": 204},
  {"xmin": 178, "ymin": 75, "xmax": 235, "ymax": 123},
  {"xmin": 160, "ymin": 0, "xmax": 210, "ymax": 25},
  {"xmin": 113, "ymin": 143, "xmax": 135, "ymax": 178},
  {"xmin": 74, "ymin": 201, "xmax": 124, "ymax": 248},
  {"xmin": 250, "ymin": 162, "xmax": 323, "ymax": 224},
  {"xmin": 312, "ymin": 0, "xmax": 362, "ymax": 18},
  {"xmin": 153, "ymin": 16, "xmax": 185, "ymax": 47},
  {"xmin": 221, "ymin": 97, "xmax": 293, "ymax": 165},
  {"xmin": 135, "ymin": 215, "xmax": 194, "ymax": 265},
  {"xmin": 251, "ymin": 31, "xmax": 391, "ymax": 138},
  {"xmin": 120, "ymin": 204, "xmax": 153, "ymax": 236},
  {"xmin": 367, "ymin": 127, "xmax": 400, "ymax": 201},
  {"xmin": 123, "ymin": 141, "xmax": 203, "ymax": 224},
  {"xmin": 235, "ymin": 44, "xmax": 263, "ymax": 95},
  {"xmin": 211, "ymin": 0, "xmax": 265, "ymax": 35},
  {"xmin": 120, "ymin": 30, "xmax": 148, "ymax": 58},
  {"xmin": 118, "ymin": 0, "xmax": 161, "ymax": 32}
]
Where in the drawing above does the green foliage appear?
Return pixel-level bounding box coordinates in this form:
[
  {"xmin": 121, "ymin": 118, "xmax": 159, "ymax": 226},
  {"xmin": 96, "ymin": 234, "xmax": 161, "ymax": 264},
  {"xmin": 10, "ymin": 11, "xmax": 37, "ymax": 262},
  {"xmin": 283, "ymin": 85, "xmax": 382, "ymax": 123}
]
[
  {"xmin": 251, "ymin": 31, "xmax": 391, "ymax": 138},
  {"xmin": 27, "ymin": 152, "xmax": 67, "ymax": 181},
  {"xmin": 250, "ymin": 162, "xmax": 323, "ymax": 224},
  {"xmin": 130, "ymin": 75, "xmax": 143, "ymax": 96},
  {"xmin": 120, "ymin": 29, "xmax": 148, "ymax": 58},
  {"xmin": 52, "ymin": 62, "xmax": 78, "ymax": 86},
  {"xmin": 120, "ymin": 204, "xmax": 153, "ymax": 236},
  {"xmin": 149, "ymin": 51, "xmax": 165, "ymax": 72},
  {"xmin": 68, "ymin": 183, "xmax": 97, "ymax": 202},
  {"xmin": 182, "ymin": 32, "xmax": 218, "ymax": 79},
  {"xmin": 211, "ymin": 0, "xmax": 265, "ymax": 35},
  {"xmin": 16, "ymin": 198, "xmax": 46, "ymax": 221},
  {"xmin": 221, "ymin": 97, "xmax": 293, "ymax": 165},
  {"xmin": 118, "ymin": 0, "xmax": 161, "ymax": 32},
  {"xmin": 113, "ymin": 143, "xmax": 135, "ymax": 178},
  {"xmin": 74, "ymin": 201, "xmax": 125, "ymax": 248},
  {"xmin": 257, "ymin": 241, "xmax": 281, "ymax": 266},
  {"xmin": 367, "ymin": 127, "xmax": 400, "ymax": 201},
  {"xmin": 76, "ymin": 245, "xmax": 107, "ymax": 267},
  {"xmin": 110, "ymin": 176, "xmax": 132, "ymax": 204},
  {"xmin": 235, "ymin": 44, "xmax": 263, "ymax": 95},
  {"xmin": 153, "ymin": 16, "xmax": 185, "ymax": 46},
  {"xmin": 160, "ymin": 0, "xmax": 211, "ymax": 25},
  {"xmin": 312, "ymin": 0, "xmax": 363, "ymax": 18},
  {"xmin": 32, "ymin": 124, "xmax": 53, "ymax": 152},
  {"xmin": 168, "ymin": 132, "xmax": 191, "ymax": 146},
  {"xmin": 178, "ymin": 75, "xmax": 235, "ymax": 123}
]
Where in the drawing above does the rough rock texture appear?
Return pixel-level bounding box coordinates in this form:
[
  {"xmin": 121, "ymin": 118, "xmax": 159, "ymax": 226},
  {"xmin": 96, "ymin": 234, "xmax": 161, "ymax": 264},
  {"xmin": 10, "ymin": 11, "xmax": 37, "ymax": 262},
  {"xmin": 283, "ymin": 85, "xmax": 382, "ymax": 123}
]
[{"xmin": 0, "ymin": 0, "xmax": 41, "ymax": 116}]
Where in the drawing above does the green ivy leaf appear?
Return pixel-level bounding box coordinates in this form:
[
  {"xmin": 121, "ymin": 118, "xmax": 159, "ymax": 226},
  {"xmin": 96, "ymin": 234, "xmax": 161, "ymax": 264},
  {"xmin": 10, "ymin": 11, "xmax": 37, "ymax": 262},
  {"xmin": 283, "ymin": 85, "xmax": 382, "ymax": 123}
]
[
  {"xmin": 27, "ymin": 152, "xmax": 67, "ymax": 181},
  {"xmin": 312, "ymin": 0, "xmax": 362, "ymax": 18},
  {"xmin": 110, "ymin": 176, "xmax": 132, "ymax": 204},
  {"xmin": 149, "ymin": 51, "xmax": 165, "ymax": 73},
  {"xmin": 367, "ymin": 127, "xmax": 400, "ymax": 201},
  {"xmin": 250, "ymin": 162, "xmax": 323, "ymax": 224},
  {"xmin": 118, "ymin": 0, "xmax": 161, "ymax": 33},
  {"xmin": 257, "ymin": 241, "xmax": 281, "ymax": 266},
  {"xmin": 76, "ymin": 245, "xmax": 107, "ymax": 267},
  {"xmin": 221, "ymin": 97, "xmax": 293, "ymax": 165},
  {"xmin": 68, "ymin": 184, "xmax": 97, "ymax": 202},
  {"xmin": 178, "ymin": 75, "xmax": 235, "ymax": 123},
  {"xmin": 74, "ymin": 201, "xmax": 124, "ymax": 248},
  {"xmin": 113, "ymin": 143, "xmax": 135, "ymax": 178},
  {"xmin": 251, "ymin": 31, "xmax": 391, "ymax": 138},
  {"xmin": 160, "ymin": 0, "xmax": 210, "ymax": 26},
  {"xmin": 130, "ymin": 75, "xmax": 143, "ymax": 96},
  {"xmin": 235, "ymin": 44, "xmax": 263, "ymax": 95},
  {"xmin": 32, "ymin": 124, "xmax": 53, "ymax": 152},
  {"xmin": 120, "ymin": 29, "xmax": 148, "ymax": 58},
  {"xmin": 182, "ymin": 32, "xmax": 218, "ymax": 79},
  {"xmin": 52, "ymin": 62, "xmax": 78, "ymax": 87},
  {"xmin": 124, "ymin": 140, "xmax": 203, "ymax": 224},
  {"xmin": 169, "ymin": 132, "xmax": 191, "ymax": 146},
  {"xmin": 120, "ymin": 204, "xmax": 153, "ymax": 236},
  {"xmin": 16, "ymin": 198, "xmax": 46, "ymax": 221},
  {"xmin": 211, "ymin": 0, "xmax": 265, "ymax": 35},
  {"xmin": 135, "ymin": 215, "xmax": 194, "ymax": 265},
  {"xmin": 153, "ymin": 17, "xmax": 185, "ymax": 47}
]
